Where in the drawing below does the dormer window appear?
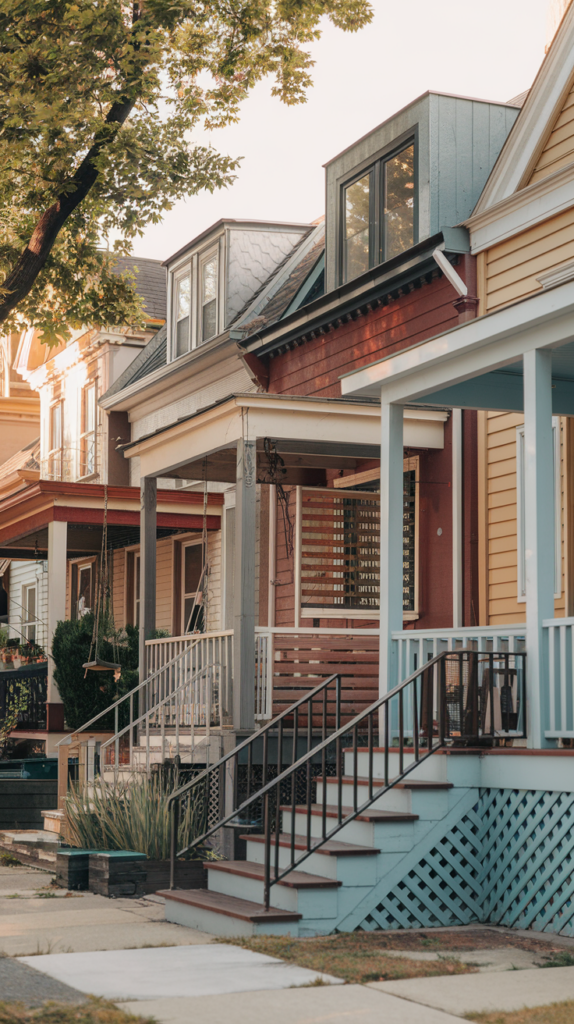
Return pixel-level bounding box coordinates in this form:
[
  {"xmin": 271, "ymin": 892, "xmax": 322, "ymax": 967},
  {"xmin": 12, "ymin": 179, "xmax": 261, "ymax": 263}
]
[
  {"xmin": 174, "ymin": 268, "xmax": 192, "ymax": 357},
  {"xmin": 200, "ymin": 251, "xmax": 218, "ymax": 343},
  {"xmin": 342, "ymin": 140, "xmax": 415, "ymax": 283},
  {"xmin": 170, "ymin": 246, "xmax": 220, "ymax": 358}
]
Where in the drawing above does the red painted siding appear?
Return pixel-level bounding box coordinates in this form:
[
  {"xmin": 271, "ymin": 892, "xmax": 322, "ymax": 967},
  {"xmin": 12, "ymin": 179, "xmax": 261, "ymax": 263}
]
[{"xmin": 268, "ymin": 276, "xmax": 459, "ymax": 397}]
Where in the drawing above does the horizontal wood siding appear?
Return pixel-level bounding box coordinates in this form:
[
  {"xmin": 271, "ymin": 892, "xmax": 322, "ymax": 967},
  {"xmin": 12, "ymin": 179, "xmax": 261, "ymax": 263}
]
[
  {"xmin": 8, "ymin": 560, "xmax": 48, "ymax": 650},
  {"xmin": 112, "ymin": 550, "xmax": 126, "ymax": 630},
  {"xmin": 486, "ymin": 412, "xmax": 566, "ymax": 624},
  {"xmin": 155, "ymin": 538, "xmax": 172, "ymax": 634},
  {"xmin": 268, "ymin": 275, "xmax": 459, "ymax": 397},
  {"xmin": 530, "ymin": 79, "xmax": 574, "ymax": 184},
  {"xmin": 207, "ymin": 530, "xmax": 222, "ymax": 632},
  {"xmin": 271, "ymin": 634, "xmax": 379, "ymax": 722},
  {"xmin": 484, "ymin": 206, "xmax": 574, "ymax": 312}
]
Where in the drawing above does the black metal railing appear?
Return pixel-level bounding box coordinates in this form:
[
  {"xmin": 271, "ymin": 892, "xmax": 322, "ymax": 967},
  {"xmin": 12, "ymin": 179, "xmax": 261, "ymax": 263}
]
[
  {"xmin": 169, "ymin": 649, "xmax": 525, "ymax": 907},
  {"xmin": 0, "ymin": 665, "xmax": 48, "ymax": 731}
]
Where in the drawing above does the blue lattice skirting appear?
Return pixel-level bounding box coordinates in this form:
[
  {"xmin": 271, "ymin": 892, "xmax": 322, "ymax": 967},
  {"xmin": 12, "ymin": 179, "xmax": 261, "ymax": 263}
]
[{"xmin": 351, "ymin": 788, "xmax": 574, "ymax": 935}]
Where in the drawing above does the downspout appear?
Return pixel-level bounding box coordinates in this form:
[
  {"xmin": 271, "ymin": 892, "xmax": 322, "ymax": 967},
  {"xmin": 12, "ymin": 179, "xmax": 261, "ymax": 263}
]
[{"xmin": 433, "ymin": 250, "xmax": 479, "ymax": 629}]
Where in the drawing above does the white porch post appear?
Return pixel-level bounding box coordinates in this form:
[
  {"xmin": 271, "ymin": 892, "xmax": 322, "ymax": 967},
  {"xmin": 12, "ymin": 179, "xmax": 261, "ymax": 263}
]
[
  {"xmin": 139, "ymin": 476, "xmax": 157, "ymax": 684},
  {"xmin": 523, "ymin": 349, "xmax": 554, "ymax": 748},
  {"xmin": 234, "ymin": 438, "xmax": 256, "ymax": 730},
  {"xmin": 380, "ymin": 399, "xmax": 404, "ymax": 697},
  {"xmin": 47, "ymin": 520, "xmax": 67, "ymax": 726},
  {"xmin": 452, "ymin": 409, "xmax": 463, "ymax": 628}
]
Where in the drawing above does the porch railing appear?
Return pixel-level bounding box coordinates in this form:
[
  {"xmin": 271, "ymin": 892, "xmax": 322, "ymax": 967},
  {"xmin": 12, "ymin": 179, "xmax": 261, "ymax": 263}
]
[
  {"xmin": 544, "ymin": 616, "xmax": 574, "ymax": 739},
  {"xmin": 0, "ymin": 665, "xmax": 48, "ymax": 731},
  {"xmin": 392, "ymin": 626, "xmax": 526, "ymax": 689},
  {"xmin": 145, "ymin": 629, "xmax": 233, "ymax": 719}
]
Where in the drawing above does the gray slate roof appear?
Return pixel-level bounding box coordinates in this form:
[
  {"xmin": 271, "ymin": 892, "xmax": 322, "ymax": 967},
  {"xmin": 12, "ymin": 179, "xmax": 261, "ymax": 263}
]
[
  {"xmin": 103, "ymin": 324, "xmax": 167, "ymax": 401},
  {"xmin": 113, "ymin": 257, "xmax": 167, "ymax": 320}
]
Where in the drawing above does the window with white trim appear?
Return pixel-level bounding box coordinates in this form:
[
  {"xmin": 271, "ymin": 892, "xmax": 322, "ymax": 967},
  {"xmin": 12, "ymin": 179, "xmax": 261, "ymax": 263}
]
[
  {"xmin": 516, "ymin": 418, "xmax": 561, "ymax": 601},
  {"xmin": 22, "ymin": 583, "xmax": 37, "ymax": 643},
  {"xmin": 48, "ymin": 401, "xmax": 63, "ymax": 481},
  {"xmin": 170, "ymin": 246, "xmax": 220, "ymax": 360},
  {"xmin": 80, "ymin": 382, "xmax": 96, "ymax": 477},
  {"xmin": 200, "ymin": 250, "xmax": 218, "ymax": 343}
]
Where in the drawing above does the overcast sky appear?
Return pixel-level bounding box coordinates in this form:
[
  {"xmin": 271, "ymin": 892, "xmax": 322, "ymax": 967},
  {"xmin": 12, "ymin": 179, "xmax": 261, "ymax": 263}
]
[{"xmin": 132, "ymin": 0, "xmax": 550, "ymax": 262}]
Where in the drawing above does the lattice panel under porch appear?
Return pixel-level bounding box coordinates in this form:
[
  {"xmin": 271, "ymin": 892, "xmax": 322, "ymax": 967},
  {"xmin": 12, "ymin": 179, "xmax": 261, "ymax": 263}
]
[{"xmin": 356, "ymin": 788, "xmax": 574, "ymax": 936}]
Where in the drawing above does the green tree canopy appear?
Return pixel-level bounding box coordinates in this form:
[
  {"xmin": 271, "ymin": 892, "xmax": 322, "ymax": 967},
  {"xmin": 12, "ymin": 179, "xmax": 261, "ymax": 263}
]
[{"xmin": 0, "ymin": 0, "xmax": 372, "ymax": 345}]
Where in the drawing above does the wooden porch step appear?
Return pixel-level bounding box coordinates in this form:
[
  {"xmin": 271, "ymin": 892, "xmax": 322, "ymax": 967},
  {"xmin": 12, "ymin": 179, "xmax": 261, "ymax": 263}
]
[
  {"xmin": 280, "ymin": 804, "xmax": 418, "ymax": 823},
  {"xmin": 243, "ymin": 833, "xmax": 380, "ymax": 856},
  {"xmin": 158, "ymin": 888, "xmax": 302, "ymax": 923},
  {"xmin": 205, "ymin": 860, "xmax": 340, "ymax": 888},
  {"xmin": 319, "ymin": 776, "xmax": 453, "ymax": 790}
]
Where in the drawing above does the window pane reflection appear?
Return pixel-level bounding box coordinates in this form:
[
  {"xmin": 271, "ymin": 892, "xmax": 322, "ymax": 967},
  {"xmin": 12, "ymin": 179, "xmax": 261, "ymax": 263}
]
[
  {"xmin": 345, "ymin": 173, "xmax": 370, "ymax": 281},
  {"xmin": 384, "ymin": 144, "xmax": 415, "ymax": 260},
  {"xmin": 175, "ymin": 275, "xmax": 190, "ymax": 357}
]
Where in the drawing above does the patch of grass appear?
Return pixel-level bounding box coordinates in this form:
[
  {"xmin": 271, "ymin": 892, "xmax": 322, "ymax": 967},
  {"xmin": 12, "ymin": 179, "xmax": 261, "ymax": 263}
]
[
  {"xmin": 539, "ymin": 951, "xmax": 574, "ymax": 968},
  {"xmin": 225, "ymin": 934, "xmax": 478, "ymax": 984},
  {"xmin": 467, "ymin": 1000, "xmax": 574, "ymax": 1024},
  {"xmin": 0, "ymin": 998, "xmax": 156, "ymax": 1024},
  {"xmin": 0, "ymin": 854, "xmax": 21, "ymax": 868}
]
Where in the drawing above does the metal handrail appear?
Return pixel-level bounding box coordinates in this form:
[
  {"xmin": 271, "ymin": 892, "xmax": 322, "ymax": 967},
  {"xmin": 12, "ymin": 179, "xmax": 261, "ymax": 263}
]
[
  {"xmin": 56, "ymin": 637, "xmax": 204, "ymax": 750},
  {"xmin": 100, "ymin": 662, "xmax": 222, "ymax": 774},
  {"xmin": 167, "ymin": 671, "xmax": 344, "ymax": 886},
  {"xmin": 169, "ymin": 648, "xmax": 526, "ymax": 908}
]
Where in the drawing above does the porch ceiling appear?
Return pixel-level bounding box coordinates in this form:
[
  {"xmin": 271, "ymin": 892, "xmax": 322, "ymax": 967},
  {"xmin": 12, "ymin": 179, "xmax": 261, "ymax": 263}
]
[
  {"xmin": 123, "ymin": 393, "xmax": 448, "ymax": 481},
  {"xmin": 340, "ymin": 278, "xmax": 574, "ymax": 412}
]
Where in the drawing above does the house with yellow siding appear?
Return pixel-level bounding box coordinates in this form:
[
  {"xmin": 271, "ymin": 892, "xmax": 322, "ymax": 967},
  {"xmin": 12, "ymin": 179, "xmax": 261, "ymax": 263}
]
[{"xmin": 343, "ymin": 0, "xmax": 574, "ymax": 751}]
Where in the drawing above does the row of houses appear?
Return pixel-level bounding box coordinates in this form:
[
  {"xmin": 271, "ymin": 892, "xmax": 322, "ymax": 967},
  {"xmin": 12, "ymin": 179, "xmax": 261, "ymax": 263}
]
[{"xmin": 4, "ymin": 0, "xmax": 574, "ymax": 937}]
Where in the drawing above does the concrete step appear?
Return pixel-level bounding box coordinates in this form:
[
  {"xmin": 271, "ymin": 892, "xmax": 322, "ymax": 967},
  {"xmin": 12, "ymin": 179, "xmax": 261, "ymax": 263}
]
[
  {"xmin": 206, "ymin": 859, "xmax": 341, "ymax": 913},
  {"xmin": 160, "ymin": 887, "xmax": 301, "ymax": 937},
  {"xmin": 281, "ymin": 803, "xmax": 418, "ymax": 846},
  {"xmin": 342, "ymin": 749, "xmax": 448, "ymax": 782},
  {"xmin": 244, "ymin": 832, "xmax": 379, "ymax": 881}
]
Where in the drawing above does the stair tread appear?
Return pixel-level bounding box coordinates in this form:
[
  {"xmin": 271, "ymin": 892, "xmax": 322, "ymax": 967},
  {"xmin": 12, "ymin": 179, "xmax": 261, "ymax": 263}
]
[
  {"xmin": 242, "ymin": 833, "xmax": 380, "ymax": 856},
  {"xmin": 206, "ymin": 860, "xmax": 341, "ymax": 888},
  {"xmin": 158, "ymin": 887, "xmax": 302, "ymax": 922},
  {"xmin": 280, "ymin": 804, "xmax": 418, "ymax": 822},
  {"xmin": 320, "ymin": 776, "xmax": 452, "ymax": 789}
]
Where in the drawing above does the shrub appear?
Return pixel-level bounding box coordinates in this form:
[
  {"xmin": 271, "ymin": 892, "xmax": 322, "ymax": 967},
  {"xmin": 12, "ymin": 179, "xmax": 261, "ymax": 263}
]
[
  {"xmin": 51, "ymin": 615, "xmax": 139, "ymax": 731},
  {"xmin": 65, "ymin": 773, "xmax": 213, "ymax": 861}
]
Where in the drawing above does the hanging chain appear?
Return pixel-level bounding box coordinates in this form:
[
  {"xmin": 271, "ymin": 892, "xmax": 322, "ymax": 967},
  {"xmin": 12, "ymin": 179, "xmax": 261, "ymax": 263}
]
[{"xmin": 263, "ymin": 438, "xmax": 294, "ymax": 582}]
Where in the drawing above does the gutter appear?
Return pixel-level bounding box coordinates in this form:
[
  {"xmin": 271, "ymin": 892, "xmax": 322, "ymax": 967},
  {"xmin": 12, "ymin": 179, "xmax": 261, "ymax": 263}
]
[{"xmin": 234, "ymin": 227, "xmax": 469, "ymax": 360}]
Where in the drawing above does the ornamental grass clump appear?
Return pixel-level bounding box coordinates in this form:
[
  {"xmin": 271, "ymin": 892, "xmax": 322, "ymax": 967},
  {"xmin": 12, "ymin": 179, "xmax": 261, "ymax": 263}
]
[{"xmin": 65, "ymin": 773, "xmax": 212, "ymax": 860}]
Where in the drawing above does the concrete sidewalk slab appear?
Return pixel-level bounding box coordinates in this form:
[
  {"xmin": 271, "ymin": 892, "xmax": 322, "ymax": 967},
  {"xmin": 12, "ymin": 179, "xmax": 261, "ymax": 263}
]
[
  {"xmin": 119, "ymin": 985, "xmax": 464, "ymax": 1024},
  {"xmin": 0, "ymin": 892, "xmax": 214, "ymax": 955},
  {"xmin": 371, "ymin": 964, "xmax": 574, "ymax": 1014},
  {"xmin": 384, "ymin": 946, "xmax": 547, "ymax": 971},
  {"xmin": 18, "ymin": 944, "xmax": 344, "ymax": 1001}
]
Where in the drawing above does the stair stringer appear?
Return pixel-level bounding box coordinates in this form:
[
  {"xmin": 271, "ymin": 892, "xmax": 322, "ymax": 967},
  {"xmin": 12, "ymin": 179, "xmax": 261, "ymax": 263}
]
[{"xmin": 335, "ymin": 787, "xmax": 480, "ymax": 933}]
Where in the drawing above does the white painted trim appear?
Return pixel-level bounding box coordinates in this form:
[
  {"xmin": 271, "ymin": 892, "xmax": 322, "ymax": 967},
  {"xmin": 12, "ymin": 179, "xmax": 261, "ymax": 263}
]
[
  {"xmin": 473, "ymin": 4, "xmax": 574, "ymax": 212},
  {"xmin": 268, "ymin": 484, "xmax": 276, "ymax": 628},
  {"xmin": 451, "ymin": 410, "xmax": 463, "ymax": 628},
  {"xmin": 538, "ymin": 256, "xmax": 574, "ymax": 288},
  {"xmin": 341, "ymin": 278, "xmax": 574, "ymax": 405},
  {"xmin": 294, "ymin": 485, "xmax": 302, "ymax": 628},
  {"xmin": 467, "ymin": 163, "xmax": 574, "ymax": 253},
  {"xmin": 433, "ymin": 250, "xmax": 467, "ymax": 296}
]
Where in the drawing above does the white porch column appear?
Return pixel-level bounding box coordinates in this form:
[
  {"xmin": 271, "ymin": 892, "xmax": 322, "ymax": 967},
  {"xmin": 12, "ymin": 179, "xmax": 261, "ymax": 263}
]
[
  {"xmin": 233, "ymin": 438, "xmax": 256, "ymax": 730},
  {"xmin": 47, "ymin": 520, "xmax": 67, "ymax": 728},
  {"xmin": 380, "ymin": 400, "xmax": 404, "ymax": 697},
  {"xmin": 523, "ymin": 349, "xmax": 554, "ymax": 749},
  {"xmin": 139, "ymin": 476, "xmax": 157, "ymax": 683},
  {"xmin": 452, "ymin": 409, "xmax": 463, "ymax": 629}
]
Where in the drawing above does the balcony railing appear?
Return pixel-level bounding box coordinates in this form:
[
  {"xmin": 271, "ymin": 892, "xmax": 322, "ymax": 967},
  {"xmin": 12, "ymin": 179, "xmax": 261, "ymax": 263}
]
[{"xmin": 544, "ymin": 616, "xmax": 574, "ymax": 739}]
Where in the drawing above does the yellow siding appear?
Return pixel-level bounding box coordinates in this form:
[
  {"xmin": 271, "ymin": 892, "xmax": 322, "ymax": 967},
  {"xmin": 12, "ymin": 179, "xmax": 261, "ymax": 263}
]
[
  {"xmin": 156, "ymin": 538, "xmax": 173, "ymax": 633},
  {"xmin": 485, "ymin": 412, "xmax": 566, "ymax": 625},
  {"xmin": 484, "ymin": 206, "xmax": 574, "ymax": 312},
  {"xmin": 206, "ymin": 530, "xmax": 222, "ymax": 632},
  {"xmin": 529, "ymin": 80, "xmax": 574, "ymax": 184}
]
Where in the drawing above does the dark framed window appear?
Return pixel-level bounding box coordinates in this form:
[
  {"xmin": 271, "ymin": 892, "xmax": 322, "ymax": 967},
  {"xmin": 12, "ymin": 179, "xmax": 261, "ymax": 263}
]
[{"xmin": 342, "ymin": 140, "xmax": 416, "ymax": 283}]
